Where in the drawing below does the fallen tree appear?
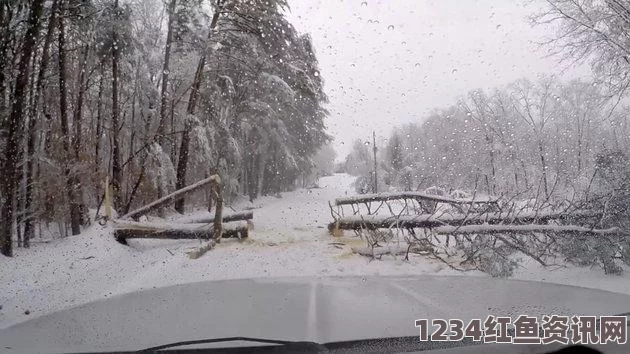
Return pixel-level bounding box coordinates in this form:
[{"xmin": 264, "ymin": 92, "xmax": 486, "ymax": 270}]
[
  {"xmin": 113, "ymin": 220, "xmax": 249, "ymax": 244},
  {"xmin": 431, "ymin": 224, "xmax": 623, "ymax": 235},
  {"xmin": 335, "ymin": 191, "xmax": 499, "ymax": 206},
  {"xmin": 121, "ymin": 175, "xmax": 219, "ymax": 220},
  {"xmin": 328, "ymin": 209, "xmax": 600, "ymax": 231}
]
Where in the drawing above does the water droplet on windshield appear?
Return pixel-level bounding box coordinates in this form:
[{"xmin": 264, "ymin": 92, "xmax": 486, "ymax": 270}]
[
  {"xmin": 387, "ymin": 25, "xmax": 395, "ymax": 31},
  {"xmin": 361, "ymin": 1, "xmax": 368, "ymax": 6}
]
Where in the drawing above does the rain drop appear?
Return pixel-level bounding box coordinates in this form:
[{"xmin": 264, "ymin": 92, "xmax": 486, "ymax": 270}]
[
  {"xmin": 387, "ymin": 25, "xmax": 395, "ymax": 31},
  {"xmin": 361, "ymin": 1, "xmax": 367, "ymax": 6}
]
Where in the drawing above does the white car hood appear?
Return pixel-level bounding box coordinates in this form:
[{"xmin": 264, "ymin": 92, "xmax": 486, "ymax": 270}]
[{"xmin": 1, "ymin": 275, "xmax": 629, "ymax": 353}]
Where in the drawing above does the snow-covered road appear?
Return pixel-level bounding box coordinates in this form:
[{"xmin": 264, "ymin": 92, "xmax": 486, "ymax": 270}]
[{"xmin": 2, "ymin": 173, "xmax": 630, "ymax": 329}]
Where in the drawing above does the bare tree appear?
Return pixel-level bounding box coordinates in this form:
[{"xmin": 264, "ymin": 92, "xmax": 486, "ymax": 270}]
[
  {"xmin": 510, "ymin": 78, "xmax": 558, "ymax": 198},
  {"xmin": 534, "ymin": 0, "xmax": 630, "ymax": 98},
  {"xmin": 57, "ymin": 0, "xmax": 83, "ymax": 235},
  {"xmin": 1, "ymin": 0, "xmax": 45, "ymax": 257}
]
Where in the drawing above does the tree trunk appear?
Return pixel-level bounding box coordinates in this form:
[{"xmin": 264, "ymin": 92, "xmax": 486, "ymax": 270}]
[
  {"xmin": 1, "ymin": 0, "xmax": 45, "ymax": 257},
  {"xmin": 72, "ymin": 43, "xmax": 90, "ymax": 225},
  {"xmin": 24, "ymin": 0, "xmax": 59, "ymax": 246},
  {"xmin": 329, "ymin": 210, "xmax": 603, "ymax": 232},
  {"xmin": 0, "ymin": 3, "xmax": 10, "ymax": 115},
  {"xmin": 538, "ymin": 140, "xmax": 549, "ymax": 198},
  {"xmin": 57, "ymin": 6, "xmax": 82, "ymax": 235},
  {"xmin": 95, "ymin": 63, "xmax": 104, "ymax": 171},
  {"xmin": 175, "ymin": 128, "xmax": 191, "ymax": 213},
  {"xmin": 123, "ymin": 175, "xmax": 219, "ymax": 220},
  {"xmin": 157, "ymin": 0, "xmax": 176, "ymax": 142},
  {"xmin": 256, "ymin": 152, "xmax": 266, "ymax": 198},
  {"xmin": 211, "ymin": 176, "xmax": 223, "ymax": 242},
  {"xmin": 183, "ymin": 210, "xmax": 253, "ymax": 224},
  {"xmin": 174, "ymin": 1, "xmax": 222, "ymax": 214},
  {"xmin": 113, "ymin": 220, "xmax": 248, "ymax": 243},
  {"xmin": 111, "ymin": 0, "xmax": 123, "ymax": 213},
  {"xmin": 23, "ymin": 115, "xmax": 37, "ymax": 246},
  {"xmin": 73, "ymin": 44, "xmax": 89, "ymax": 160}
]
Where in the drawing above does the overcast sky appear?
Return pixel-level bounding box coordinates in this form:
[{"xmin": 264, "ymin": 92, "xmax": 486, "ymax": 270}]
[{"xmin": 285, "ymin": 0, "xmax": 590, "ymax": 160}]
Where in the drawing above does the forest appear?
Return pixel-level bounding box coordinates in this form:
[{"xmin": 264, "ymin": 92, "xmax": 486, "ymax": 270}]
[
  {"xmin": 345, "ymin": 0, "xmax": 630, "ymax": 204},
  {"xmin": 341, "ymin": 0, "xmax": 630, "ymax": 275},
  {"xmin": 0, "ymin": 0, "xmax": 330, "ymax": 256}
]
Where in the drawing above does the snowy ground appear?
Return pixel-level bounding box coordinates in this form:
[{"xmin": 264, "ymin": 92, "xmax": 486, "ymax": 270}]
[{"xmin": 2, "ymin": 173, "xmax": 630, "ymax": 329}]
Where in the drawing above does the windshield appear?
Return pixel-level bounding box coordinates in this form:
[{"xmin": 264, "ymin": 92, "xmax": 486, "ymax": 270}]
[{"xmin": 1, "ymin": 0, "xmax": 629, "ymax": 351}]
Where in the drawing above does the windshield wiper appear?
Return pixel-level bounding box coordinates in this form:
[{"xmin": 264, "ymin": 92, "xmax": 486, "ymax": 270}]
[{"xmin": 139, "ymin": 336, "xmax": 328, "ymax": 352}]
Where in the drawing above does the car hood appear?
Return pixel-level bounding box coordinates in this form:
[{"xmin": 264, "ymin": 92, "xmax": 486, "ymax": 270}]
[{"xmin": 1, "ymin": 275, "xmax": 629, "ymax": 353}]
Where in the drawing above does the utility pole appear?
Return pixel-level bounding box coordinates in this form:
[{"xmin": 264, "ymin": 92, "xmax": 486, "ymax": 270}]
[{"xmin": 373, "ymin": 131, "xmax": 378, "ymax": 194}]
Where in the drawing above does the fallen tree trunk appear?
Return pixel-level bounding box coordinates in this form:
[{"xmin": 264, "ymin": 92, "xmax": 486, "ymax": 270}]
[
  {"xmin": 180, "ymin": 210, "xmax": 253, "ymax": 224},
  {"xmin": 432, "ymin": 224, "xmax": 624, "ymax": 235},
  {"xmin": 328, "ymin": 210, "xmax": 601, "ymax": 231},
  {"xmin": 113, "ymin": 220, "xmax": 249, "ymax": 244},
  {"xmin": 121, "ymin": 175, "xmax": 219, "ymax": 220},
  {"xmin": 335, "ymin": 192, "xmax": 499, "ymax": 206}
]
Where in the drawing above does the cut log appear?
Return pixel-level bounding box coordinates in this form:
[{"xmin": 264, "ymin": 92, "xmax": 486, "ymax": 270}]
[
  {"xmin": 180, "ymin": 210, "xmax": 253, "ymax": 224},
  {"xmin": 335, "ymin": 192, "xmax": 499, "ymax": 206},
  {"xmin": 113, "ymin": 220, "xmax": 249, "ymax": 244},
  {"xmin": 187, "ymin": 240, "xmax": 217, "ymax": 259},
  {"xmin": 121, "ymin": 175, "xmax": 219, "ymax": 220},
  {"xmin": 328, "ymin": 209, "xmax": 601, "ymax": 231}
]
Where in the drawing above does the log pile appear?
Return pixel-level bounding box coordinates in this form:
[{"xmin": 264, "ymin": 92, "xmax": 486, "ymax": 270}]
[
  {"xmin": 113, "ymin": 220, "xmax": 250, "ymax": 244},
  {"xmin": 113, "ymin": 175, "xmax": 253, "ymax": 250}
]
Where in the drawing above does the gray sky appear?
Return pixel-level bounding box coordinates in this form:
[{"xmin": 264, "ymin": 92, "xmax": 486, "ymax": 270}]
[{"xmin": 285, "ymin": 0, "xmax": 590, "ymax": 160}]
